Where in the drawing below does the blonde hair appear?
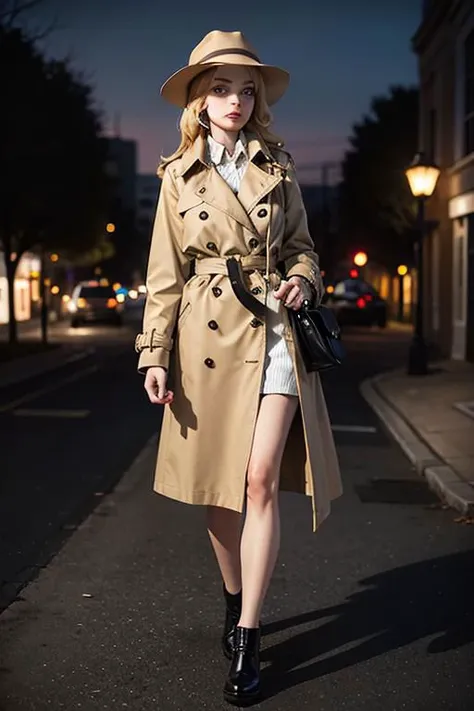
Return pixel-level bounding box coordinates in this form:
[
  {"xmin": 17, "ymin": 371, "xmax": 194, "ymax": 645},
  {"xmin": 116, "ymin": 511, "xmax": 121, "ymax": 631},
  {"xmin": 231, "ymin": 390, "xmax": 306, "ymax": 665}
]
[{"xmin": 157, "ymin": 66, "xmax": 283, "ymax": 178}]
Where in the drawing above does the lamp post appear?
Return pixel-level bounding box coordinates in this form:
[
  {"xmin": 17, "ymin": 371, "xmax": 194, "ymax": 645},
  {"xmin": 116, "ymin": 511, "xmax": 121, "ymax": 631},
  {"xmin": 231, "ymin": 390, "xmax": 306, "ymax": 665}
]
[{"xmin": 404, "ymin": 152, "xmax": 440, "ymax": 375}]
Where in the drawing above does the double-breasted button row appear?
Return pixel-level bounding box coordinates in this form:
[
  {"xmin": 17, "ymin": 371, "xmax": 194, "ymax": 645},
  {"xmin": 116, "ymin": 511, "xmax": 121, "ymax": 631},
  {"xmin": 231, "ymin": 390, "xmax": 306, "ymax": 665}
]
[
  {"xmin": 212, "ymin": 286, "xmax": 222, "ymax": 297},
  {"xmin": 199, "ymin": 211, "xmax": 209, "ymax": 220},
  {"xmin": 206, "ymin": 242, "xmax": 218, "ymax": 251},
  {"xmin": 257, "ymin": 208, "xmax": 267, "ymax": 218},
  {"xmin": 250, "ymin": 318, "xmax": 263, "ymax": 328},
  {"xmin": 204, "ymin": 357, "xmax": 215, "ymax": 368},
  {"xmin": 208, "ymin": 320, "xmax": 218, "ymax": 330},
  {"xmin": 249, "ymin": 238, "xmax": 259, "ymax": 249}
]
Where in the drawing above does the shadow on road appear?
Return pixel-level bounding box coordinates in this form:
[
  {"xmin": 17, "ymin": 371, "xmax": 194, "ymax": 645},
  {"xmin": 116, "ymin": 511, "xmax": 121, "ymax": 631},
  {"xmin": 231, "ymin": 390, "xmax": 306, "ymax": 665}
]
[{"xmin": 260, "ymin": 549, "xmax": 474, "ymax": 699}]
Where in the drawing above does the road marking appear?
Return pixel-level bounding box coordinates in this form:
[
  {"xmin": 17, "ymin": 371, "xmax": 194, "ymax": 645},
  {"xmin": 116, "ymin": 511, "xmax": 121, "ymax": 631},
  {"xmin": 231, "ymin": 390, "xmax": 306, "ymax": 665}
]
[
  {"xmin": 0, "ymin": 365, "xmax": 99, "ymax": 414},
  {"xmin": 331, "ymin": 424, "xmax": 377, "ymax": 433},
  {"xmin": 13, "ymin": 408, "xmax": 90, "ymax": 418}
]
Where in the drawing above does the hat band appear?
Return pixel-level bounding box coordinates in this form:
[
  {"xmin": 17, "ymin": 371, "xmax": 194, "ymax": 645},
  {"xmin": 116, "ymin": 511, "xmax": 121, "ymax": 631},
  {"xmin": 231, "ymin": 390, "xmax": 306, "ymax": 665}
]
[{"xmin": 197, "ymin": 48, "xmax": 261, "ymax": 65}]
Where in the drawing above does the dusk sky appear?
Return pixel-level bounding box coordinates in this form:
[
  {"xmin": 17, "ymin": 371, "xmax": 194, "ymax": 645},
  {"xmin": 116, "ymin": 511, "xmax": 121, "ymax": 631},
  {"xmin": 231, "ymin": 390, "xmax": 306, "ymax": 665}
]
[{"xmin": 30, "ymin": 1, "xmax": 421, "ymax": 183}]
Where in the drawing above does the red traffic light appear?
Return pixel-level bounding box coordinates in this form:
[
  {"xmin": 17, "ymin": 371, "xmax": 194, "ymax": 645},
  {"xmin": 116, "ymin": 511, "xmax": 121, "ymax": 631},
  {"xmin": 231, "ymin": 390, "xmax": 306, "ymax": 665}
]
[{"xmin": 349, "ymin": 268, "xmax": 359, "ymax": 278}]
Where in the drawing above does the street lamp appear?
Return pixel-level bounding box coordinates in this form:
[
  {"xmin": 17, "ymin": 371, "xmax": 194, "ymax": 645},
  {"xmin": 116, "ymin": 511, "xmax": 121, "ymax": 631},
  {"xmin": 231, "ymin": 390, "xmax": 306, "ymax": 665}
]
[
  {"xmin": 404, "ymin": 152, "xmax": 440, "ymax": 375},
  {"xmin": 353, "ymin": 251, "xmax": 368, "ymax": 267}
]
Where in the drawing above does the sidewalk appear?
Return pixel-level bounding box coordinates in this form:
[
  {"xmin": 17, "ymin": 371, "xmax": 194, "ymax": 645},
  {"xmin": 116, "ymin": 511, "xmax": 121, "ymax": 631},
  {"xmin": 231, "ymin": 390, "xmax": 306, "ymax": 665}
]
[{"xmin": 361, "ymin": 359, "xmax": 474, "ymax": 516}]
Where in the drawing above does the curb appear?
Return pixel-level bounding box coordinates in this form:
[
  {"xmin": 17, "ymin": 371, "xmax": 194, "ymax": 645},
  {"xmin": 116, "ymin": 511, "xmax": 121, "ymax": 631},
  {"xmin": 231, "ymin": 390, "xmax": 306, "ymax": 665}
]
[
  {"xmin": 0, "ymin": 346, "xmax": 95, "ymax": 390},
  {"xmin": 360, "ymin": 373, "xmax": 474, "ymax": 516}
]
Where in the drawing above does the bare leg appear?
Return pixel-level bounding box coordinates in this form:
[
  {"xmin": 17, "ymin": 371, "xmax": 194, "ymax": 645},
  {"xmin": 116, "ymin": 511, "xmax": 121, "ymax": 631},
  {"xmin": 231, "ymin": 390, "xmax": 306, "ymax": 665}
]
[
  {"xmin": 238, "ymin": 394, "xmax": 299, "ymax": 628},
  {"xmin": 207, "ymin": 506, "xmax": 243, "ymax": 594}
]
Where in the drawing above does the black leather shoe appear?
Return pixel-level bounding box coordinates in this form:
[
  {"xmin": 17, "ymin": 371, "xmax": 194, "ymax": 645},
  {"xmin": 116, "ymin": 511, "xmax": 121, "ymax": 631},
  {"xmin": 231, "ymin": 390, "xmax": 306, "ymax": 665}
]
[
  {"xmin": 223, "ymin": 626, "xmax": 261, "ymax": 706},
  {"xmin": 222, "ymin": 585, "xmax": 242, "ymax": 660}
]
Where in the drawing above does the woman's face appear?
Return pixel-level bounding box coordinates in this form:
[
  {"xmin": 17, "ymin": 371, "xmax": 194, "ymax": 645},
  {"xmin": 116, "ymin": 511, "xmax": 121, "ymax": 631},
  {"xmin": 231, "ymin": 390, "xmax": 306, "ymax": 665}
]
[{"xmin": 204, "ymin": 65, "xmax": 256, "ymax": 133}]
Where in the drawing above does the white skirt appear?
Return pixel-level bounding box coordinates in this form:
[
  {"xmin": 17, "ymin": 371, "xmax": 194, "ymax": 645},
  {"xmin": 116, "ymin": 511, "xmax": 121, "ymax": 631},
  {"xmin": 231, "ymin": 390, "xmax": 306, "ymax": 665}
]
[{"xmin": 260, "ymin": 287, "xmax": 298, "ymax": 397}]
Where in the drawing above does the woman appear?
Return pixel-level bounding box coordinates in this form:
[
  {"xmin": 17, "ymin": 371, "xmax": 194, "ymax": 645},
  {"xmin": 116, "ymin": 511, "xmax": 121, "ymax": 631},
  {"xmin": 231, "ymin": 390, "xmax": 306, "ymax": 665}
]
[{"xmin": 135, "ymin": 30, "xmax": 343, "ymax": 705}]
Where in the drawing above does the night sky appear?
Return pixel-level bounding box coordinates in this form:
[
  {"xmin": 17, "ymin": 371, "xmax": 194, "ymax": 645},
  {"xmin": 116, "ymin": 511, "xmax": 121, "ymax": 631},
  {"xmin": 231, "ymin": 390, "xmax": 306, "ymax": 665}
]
[{"xmin": 29, "ymin": 0, "xmax": 421, "ymax": 182}]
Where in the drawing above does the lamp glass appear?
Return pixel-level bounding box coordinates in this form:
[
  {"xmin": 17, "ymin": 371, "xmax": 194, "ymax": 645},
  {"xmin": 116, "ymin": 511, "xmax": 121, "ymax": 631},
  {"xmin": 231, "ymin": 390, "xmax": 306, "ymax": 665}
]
[{"xmin": 405, "ymin": 164, "xmax": 440, "ymax": 198}]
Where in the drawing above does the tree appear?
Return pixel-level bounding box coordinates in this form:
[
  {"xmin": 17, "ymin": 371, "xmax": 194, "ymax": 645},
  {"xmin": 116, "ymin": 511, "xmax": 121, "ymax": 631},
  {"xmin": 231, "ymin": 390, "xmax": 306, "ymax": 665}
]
[
  {"xmin": 0, "ymin": 25, "xmax": 110, "ymax": 343},
  {"xmin": 340, "ymin": 85, "xmax": 419, "ymax": 268}
]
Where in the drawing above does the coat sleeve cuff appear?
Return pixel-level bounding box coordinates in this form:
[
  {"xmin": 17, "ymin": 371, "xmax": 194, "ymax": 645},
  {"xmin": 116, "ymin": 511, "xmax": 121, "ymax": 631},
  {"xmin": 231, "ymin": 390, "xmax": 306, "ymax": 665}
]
[{"xmin": 137, "ymin": 347, "xmax": 170, "ymax": 374}]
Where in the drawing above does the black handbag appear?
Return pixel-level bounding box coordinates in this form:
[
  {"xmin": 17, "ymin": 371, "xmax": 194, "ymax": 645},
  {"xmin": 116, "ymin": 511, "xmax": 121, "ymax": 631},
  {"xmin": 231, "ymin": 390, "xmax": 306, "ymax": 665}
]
[{"xmin": 289, "ymin": 299, "xmax": 345, "ymax": 372}]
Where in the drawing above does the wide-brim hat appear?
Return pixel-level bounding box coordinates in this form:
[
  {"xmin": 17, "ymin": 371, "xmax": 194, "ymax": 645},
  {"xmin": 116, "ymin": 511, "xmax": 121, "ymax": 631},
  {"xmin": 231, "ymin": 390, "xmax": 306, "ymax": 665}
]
[{"xmin": 160, "ymin": 30, "xmax": 290, "ymax": 108}]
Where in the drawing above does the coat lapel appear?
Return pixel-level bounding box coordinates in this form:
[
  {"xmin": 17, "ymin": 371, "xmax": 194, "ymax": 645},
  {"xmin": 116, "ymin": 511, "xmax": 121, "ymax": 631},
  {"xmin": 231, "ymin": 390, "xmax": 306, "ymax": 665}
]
[
  {"xmin": 180, "ymin": 132, "xmax": 283, "ymax": 233},
  {"xmin": 192, "ymin": 167, "xmax": 257, "ymax": 234},
  {"xmin": 237, "ymin": 161, "xmax": 282, "ymax": 215}
]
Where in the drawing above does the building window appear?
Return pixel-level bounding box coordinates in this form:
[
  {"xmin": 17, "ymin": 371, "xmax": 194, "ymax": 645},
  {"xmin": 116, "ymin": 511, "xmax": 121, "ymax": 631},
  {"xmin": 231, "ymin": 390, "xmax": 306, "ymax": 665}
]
[{"xmin": 464, "ymin": 29, "xmax": 474, "ymax": 156}]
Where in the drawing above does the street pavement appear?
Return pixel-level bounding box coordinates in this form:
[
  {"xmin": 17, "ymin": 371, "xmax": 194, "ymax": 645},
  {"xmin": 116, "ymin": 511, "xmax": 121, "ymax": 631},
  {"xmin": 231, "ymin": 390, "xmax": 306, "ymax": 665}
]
[{"xmin": 0, "ymin": 324, "xmax": 473, "ymax": 710}]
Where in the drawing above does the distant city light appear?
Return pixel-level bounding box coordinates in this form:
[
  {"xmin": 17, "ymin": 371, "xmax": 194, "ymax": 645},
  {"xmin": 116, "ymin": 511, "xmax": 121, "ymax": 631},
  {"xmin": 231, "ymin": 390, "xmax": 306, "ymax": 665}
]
[
  {"xmin": 397, "ymin": 264, "xmax": 408, "ymax": 276},
  {"xmin": 51, "ymin": 285, "xmax": 60, "ymax": 295},
  {"xmin": 353, "ymin": 251, "xmax": 368, "ymax": 267},
  {"xmin": 50, "ymin": 253, "xmax": 59, "ymax": 263},
  {"xmin": 106, "ymin": 223, "xmax": 116, "ymax": 233}
]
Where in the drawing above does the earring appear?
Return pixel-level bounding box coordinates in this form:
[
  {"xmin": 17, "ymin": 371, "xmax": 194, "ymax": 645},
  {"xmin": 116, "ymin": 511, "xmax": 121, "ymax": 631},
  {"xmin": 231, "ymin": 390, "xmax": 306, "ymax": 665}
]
[{"xmin": 198, "ymin": 109, "xmax": 210, "ymax": 131}]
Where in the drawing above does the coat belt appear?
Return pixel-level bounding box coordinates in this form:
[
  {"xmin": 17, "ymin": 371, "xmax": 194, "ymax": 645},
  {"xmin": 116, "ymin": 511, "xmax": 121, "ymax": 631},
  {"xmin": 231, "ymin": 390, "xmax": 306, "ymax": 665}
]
[
  {"xmin": 194, "ymin": 255, "xmax": 273, "ymax": 320},
  {"xmin": 194, "ymin": 255, "xmax": 267, "ymax": 275}
]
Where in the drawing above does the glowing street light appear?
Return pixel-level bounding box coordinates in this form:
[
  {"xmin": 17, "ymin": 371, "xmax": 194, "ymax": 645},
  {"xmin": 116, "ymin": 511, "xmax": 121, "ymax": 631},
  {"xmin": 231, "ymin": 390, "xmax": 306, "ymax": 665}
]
[
  {"xmin": 353, "ymin": 251, "xmax": 368, "ymax": 267},
  {"xmin": 397, "ymin": 264, "xmax": 408, "ymax": 276},
  {"xmin": 405, "ymin": 153, "xmax": 440, "ymax": 198},
  {"xmin": 404, "ymin": 152, "xmax": 440, "ymax": 375},
  {"xmin": 106, "ymin": 222, "xmax": 116, "ymax": 233}
]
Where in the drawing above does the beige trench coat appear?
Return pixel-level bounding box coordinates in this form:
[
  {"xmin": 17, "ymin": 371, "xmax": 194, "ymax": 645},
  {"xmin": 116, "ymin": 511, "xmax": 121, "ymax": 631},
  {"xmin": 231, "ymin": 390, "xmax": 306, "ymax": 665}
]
[{"xmin": 135, "ymin": 132, "xmax": 343, "ymax": 531}]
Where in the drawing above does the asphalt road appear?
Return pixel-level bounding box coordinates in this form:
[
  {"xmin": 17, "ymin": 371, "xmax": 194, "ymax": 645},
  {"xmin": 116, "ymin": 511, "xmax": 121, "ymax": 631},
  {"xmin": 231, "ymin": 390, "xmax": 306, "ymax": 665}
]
[
  {"xmin": 0, "ymin": 323, "xmax": 472, "ymax": 710},
  {"xmin": 0, "ymin": 311, "xmax": 159, "ymax": 609}
]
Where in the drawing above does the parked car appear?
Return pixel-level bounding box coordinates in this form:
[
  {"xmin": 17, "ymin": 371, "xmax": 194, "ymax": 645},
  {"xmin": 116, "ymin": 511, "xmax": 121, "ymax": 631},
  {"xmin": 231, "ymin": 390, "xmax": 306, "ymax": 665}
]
[
  {"xmin": 324, "ymin": 278, "xmax": 387, "ymax": 328},
  {"xmin": 68, "ymin": 282, "xmax": 123, "ymax": 327}
]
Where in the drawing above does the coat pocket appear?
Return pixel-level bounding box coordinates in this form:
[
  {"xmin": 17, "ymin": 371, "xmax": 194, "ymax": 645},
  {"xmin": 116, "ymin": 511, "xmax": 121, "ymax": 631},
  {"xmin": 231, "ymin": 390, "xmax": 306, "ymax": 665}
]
[{"xmin": 177, "ymin": 301, "xmax": 192, "ymax": 329}]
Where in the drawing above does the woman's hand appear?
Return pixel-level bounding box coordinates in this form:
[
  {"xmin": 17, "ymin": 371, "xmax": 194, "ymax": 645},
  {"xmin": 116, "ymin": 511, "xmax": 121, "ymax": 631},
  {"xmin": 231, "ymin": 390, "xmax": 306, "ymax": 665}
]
[
  {"xmin": 273, "ymin": 276, "xmax": 311, "ymax": 311},
  {"xmin": 144, "ymin": 366, "xmax": 174, "ymax": 406}
]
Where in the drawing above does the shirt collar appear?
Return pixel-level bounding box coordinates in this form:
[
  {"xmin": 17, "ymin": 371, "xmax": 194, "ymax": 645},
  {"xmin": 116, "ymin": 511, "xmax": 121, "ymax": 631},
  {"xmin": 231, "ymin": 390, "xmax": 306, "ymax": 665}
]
[{"xmin": 207, "ymin": 131, "xmax": 248, "ymax": 166}]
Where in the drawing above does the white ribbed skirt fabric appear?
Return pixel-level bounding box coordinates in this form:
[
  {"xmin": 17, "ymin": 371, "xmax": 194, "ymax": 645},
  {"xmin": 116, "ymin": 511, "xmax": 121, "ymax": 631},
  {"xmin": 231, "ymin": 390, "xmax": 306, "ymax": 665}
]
[{"xmin": 260, "ymin": 287, "xmax": 298, "ymax": 396}]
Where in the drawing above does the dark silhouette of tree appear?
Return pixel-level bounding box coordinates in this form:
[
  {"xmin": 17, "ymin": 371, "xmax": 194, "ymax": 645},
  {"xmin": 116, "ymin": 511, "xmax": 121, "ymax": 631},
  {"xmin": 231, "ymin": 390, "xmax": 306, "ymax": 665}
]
[
  {"xmin": 340, "ymin": 86, "xmax": 419, "ymax": 269},
  {"xmin": 0, "ymin": 25, "xmax": 110, "ymax": 343}
]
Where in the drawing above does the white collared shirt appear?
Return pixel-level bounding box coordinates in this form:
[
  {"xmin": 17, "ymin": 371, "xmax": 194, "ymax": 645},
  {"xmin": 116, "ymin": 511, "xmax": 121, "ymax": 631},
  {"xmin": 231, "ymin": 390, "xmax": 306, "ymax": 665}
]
[{"xmin": 206, "ymin": 131, "xmax": 249, "ymax": 193}]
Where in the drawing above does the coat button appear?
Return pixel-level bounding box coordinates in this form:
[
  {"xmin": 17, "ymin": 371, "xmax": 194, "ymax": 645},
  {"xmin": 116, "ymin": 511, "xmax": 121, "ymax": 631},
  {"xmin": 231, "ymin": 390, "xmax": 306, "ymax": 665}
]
[
  {"xmin": 257, "ymin": 208, "xmax": 267, "ymax": 218},
  {"xmin": 204, "ymin": 357, "xmax": 215, "ymax": 368},
  {"xmin": 212, "ymin": 287, "xmax": 222, "ymax": 297},
  {"xmin": 206, "ymin": 242, "xmax": 217, "ymax": 251},
  {"xmin": 208, "ymin": 320, "xmax": 218, "ymax": 330},
  {"xmin": 199, "ymin": 187, "xmax": 206, "ymax": 194},
  {"xmin": 250, "ymin": 318, "xmax": 263, "ymax": 328},
  {"xmin": 251, "ymin": 286, "xmax": 263, "ymax": 295},
  {"xmin": 199, "ymin": 211, "xmax": 209, "ymax": 220},
  {"xmin": 249, "ymin": 238, "xmax": 259, "ymax": 249}
]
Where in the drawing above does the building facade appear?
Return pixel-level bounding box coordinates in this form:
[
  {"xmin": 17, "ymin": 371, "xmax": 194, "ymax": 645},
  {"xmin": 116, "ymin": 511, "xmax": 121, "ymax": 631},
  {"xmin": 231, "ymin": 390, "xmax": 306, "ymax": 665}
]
[
  {"xmin": 136, "ymin": 173, "xmax": 160, "ymax": 238},
  {"xmin": 413, "ymin": 0, "xmax": 474, "ymax": 361}
]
